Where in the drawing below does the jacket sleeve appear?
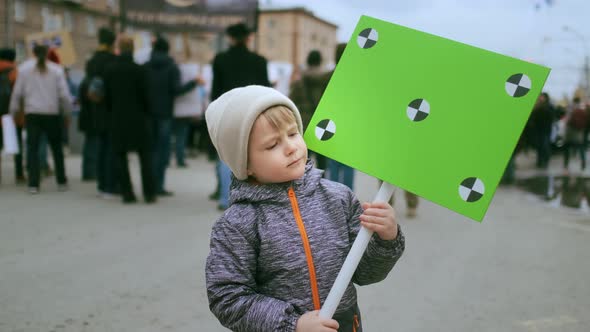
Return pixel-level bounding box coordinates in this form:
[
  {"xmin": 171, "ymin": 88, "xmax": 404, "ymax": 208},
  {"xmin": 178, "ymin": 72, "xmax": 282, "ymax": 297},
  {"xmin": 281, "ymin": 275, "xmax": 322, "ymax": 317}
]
[
  {"xmin": 56, "ymin": 68, "xmax": 73, "ymax": 115},
  {"xmin": 171, "ymin": 63, "xmax": 196, "ymax": 97},
  {"xmin": 206, "ymin": 216, "xmax": 300, "ymax": 332},
  {"xmin": 347, "ymin": 190, "xmax": 405, "ymax": 286},
  {"xmin": 210, "ymin": 55, "xmax": 222, "ymax": 102},
  {"xmin": 8, "ymin": 73, "xmax": 24, "ymax": 115}
]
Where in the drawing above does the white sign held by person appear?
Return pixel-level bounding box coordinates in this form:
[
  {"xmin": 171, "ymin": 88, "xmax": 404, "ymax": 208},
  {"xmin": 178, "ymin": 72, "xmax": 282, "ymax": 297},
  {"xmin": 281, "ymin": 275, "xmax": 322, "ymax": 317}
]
[
  {"xmin": 1, "ymin": 115, "xmax": 19, "ymax": 155},
  {"xmin": 174, "ymin": 63, "xmax": 204, "ymax": 118}
]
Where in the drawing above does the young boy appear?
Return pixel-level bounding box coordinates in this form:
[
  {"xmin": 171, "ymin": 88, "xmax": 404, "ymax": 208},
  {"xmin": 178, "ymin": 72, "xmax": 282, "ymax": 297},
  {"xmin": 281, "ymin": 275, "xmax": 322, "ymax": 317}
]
[{"xmin": 205, "ymin": 85, "xmax": 405, "ymax": 332}]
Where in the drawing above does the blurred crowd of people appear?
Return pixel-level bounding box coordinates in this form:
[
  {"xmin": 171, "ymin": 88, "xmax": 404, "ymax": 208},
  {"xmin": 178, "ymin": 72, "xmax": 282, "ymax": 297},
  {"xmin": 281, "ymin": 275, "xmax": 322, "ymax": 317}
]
[
  {"xmin": 3, "ymin": 21, "xmax": 586, "ymax": 217},
  {"xmin": 2, "ymin": 23, "xmax": 409, "ymax": 212},
  {"xmin": 0, "ymin": 26, "xmax": 206, "ymax": 203},
  {"xmin": 502, "ymin": 91, "xmax": 590, "ymax": 184}
]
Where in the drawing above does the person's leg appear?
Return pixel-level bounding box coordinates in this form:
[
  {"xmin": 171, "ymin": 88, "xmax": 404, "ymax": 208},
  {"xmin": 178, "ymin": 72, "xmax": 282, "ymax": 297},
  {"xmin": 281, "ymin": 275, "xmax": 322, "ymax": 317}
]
[
  {"xmin": 579, "ymin": 142, "xmax": 586, "ymax": 170},
  {"xmin": 96, "ymin": 133, "xmax": 107, "ymax": 193},
  {"xmin": 173, "ymin": 118, "xmax": 189, "ymax": 167},
  {"xmin": 209, "ymin": 155, "xmax": 221, "ymax": 200},
  {"xmin": 96, "ymin": 133, "xmax": 117, "ymax": 195},
  {"xmin": 45, "ymin": 115, "xmax": 67, "ymax": 186},
  {"xmin": 138, "ymin": 146, "xmax": 156, "ymax": 202},
  {"xmin": 38, "ymin": 133, "xmax": 51, "ymax": 174},
  {"xmin": 14, "ymin": 126, "xmax": 25, "ymax": 182},
  {"xmin": 405, "ymin": 191, "xmax": 418, "ymax": 218},
  {"xmin": 81, "ymin": 133, "xmax": 99, "ymax": 180},
  {"xmin": 25, "ymin": 115, "xmax": 42, "ymax": 190},
  {"xmin": 104, "ymin": 134, "xmax": 119, "ymax": 194},
  {"xmin": 564, "ymin": 142, "xmax": 571, "ymax": 169},
  {"xmin": 405, "ymin": 191, "xmax": 419, "ymax": 209},
  {"xmin": 117, "ymin": 151, "xmax": 136, "ymax": 203},
  {"xmin": 217, "ymin": 160, "xmax": 232, "ymax": 209},
  {"xmin": 156, "ymin": 119, "xmax": 173, "ymax": 194},
  {"xmin": 542, "ymin": 134, "xmax": 552, "ymax": 168},
  {"xmin": 501, "ymin": 152, "xmax": 516, "ymax": 184},
  {"xmin": 152, "ymin": 119, "xmax": 171, "ymax": 194}
]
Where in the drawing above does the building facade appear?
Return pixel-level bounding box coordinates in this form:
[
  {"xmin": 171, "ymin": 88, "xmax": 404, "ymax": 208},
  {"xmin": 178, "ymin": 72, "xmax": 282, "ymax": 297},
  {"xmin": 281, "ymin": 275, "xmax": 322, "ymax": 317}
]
[
  {"xmin": 1, "ymin": 2, "xmax": 338, "ymax": 73},
  {"xmin": 256, "ymin": 7, "xmax": 338, "ymax": 70},
  {"xmin": 0, "ymin": 0, "xmax": 218, "ymax": 68},
  {"xmin": 1, "ymin": 0, "xmax": 118, "ymax": 67}
]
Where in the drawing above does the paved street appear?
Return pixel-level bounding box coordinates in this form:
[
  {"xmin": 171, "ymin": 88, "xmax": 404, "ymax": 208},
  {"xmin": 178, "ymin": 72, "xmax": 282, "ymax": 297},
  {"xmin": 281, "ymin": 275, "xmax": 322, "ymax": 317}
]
[{"xmin": 1, "ymin": 152, "xmax": 589, "ymax": 332}]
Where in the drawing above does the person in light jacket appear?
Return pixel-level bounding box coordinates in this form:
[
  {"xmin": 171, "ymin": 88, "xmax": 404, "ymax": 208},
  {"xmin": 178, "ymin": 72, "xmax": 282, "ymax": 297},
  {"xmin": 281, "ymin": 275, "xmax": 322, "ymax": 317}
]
[{"xmin": 9, "ymin": 44, "xmax": 72, "ymax": 194}]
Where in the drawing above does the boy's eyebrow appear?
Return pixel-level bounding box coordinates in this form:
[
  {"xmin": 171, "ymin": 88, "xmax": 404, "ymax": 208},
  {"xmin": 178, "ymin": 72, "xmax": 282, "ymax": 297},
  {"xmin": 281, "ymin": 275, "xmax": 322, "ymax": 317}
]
[{"xmin": 259, "ymin": 124, "xmax": 298, "ymax": 145}]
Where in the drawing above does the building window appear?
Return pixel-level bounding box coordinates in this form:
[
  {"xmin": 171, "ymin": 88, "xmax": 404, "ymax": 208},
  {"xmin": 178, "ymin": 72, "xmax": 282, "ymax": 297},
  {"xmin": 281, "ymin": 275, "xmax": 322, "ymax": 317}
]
[
  {"xmin": 267, "ymin": 36, "xmax": 274, "ymax": 49},
  {"xmin": 14, "ymin": 0, "xmax": 26, "ymax": 22},
  {"xmin": 41, "ymin": 5, "xmax": 50, "ymax": 18},
  {"xmin": 64, "ymin": 11, "xmax": 74, "ymax": 31},
  {"xmin": 86, "ymin": 16, "xmax": 96, "ymax": 36},
  {"xmin": 175, "ymin": 35, "xmax": 184, "ymax": 52},
  {"xmin": 267, "ymin": 19, "xmax": 275, "ymax": 28}
]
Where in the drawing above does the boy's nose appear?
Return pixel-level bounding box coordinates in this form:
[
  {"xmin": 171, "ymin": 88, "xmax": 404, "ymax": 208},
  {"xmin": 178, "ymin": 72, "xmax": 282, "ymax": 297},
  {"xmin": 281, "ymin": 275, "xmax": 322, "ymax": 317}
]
[{"xmin": 285, "ymin": 140, "xmax": 297, "ymax": 154}]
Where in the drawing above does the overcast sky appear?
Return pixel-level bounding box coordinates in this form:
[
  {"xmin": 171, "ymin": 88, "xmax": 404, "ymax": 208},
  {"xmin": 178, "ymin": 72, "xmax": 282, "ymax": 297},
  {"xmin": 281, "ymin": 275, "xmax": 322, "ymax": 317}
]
[{"xmin": 262, "ymin": 0, "xmax": 589, "ymax": 100}]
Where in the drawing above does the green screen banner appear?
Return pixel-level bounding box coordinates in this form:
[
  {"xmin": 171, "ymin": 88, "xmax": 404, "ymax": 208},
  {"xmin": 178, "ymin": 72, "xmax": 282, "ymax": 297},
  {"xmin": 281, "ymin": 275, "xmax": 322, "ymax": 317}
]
[
  {"xmin": 304, "ymin": 15, "xmax": 551, "ymax": 222},
  {"xmin": 124, "ymin": 0, "xmax": 258, "ymax": 32}
]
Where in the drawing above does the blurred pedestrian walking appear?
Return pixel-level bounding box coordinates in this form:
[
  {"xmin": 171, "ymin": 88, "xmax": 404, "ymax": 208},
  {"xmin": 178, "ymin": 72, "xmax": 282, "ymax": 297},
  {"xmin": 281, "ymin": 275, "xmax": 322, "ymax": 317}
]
[
  {"xmin": 0, "ymin": 47, "xmax": 25, "ymax": 185},
  {"xmin": 146, "ymin": 36, "xmax": 199, "ymax": 197},
  {"xmin": 530, "ymin": 92, "xmax": 556, "ymax": 169},
  {"xmin": 103, "ymin": 36, "xmax": 156, "ymax": 204},
  {"xmin": 8, "ymin": 45, "xmax": 72, "ymax": 194},
  {"xmin": 210, "ymin": 22, "xmax": 271, "ymax": 210},
  {"xmin": 289, "ymin": 49, "xmax": 329, "ymax": 171},
  {"xmin": 563, "ymin": 96, "xmax": 588, "ymax": 173},
  {"xmin": 79, "ymin": 27, "xmax": 118, "ymax": 196}
]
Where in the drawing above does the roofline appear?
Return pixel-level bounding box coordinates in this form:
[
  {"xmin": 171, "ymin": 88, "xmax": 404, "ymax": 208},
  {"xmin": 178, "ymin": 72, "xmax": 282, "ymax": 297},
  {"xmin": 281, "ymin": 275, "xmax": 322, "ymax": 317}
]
[{"xmin": 259, "ymin": 7, "xmax": 338, "ymax": 29}]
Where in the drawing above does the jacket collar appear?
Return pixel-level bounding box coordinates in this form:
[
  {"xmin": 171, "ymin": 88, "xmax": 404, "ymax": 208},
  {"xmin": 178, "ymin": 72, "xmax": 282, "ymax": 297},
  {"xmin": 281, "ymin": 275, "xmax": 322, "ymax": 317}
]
[{"xmin": 229, "ymin": 159, "xmax": 323, "ymax": 205}]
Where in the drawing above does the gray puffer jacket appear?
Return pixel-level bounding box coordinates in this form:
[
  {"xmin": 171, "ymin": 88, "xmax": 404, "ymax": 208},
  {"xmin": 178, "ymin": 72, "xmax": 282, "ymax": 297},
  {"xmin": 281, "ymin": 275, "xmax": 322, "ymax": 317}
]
[{"xmin": 206, "ymin": 161, "xmax": 405, "ymax": 331}]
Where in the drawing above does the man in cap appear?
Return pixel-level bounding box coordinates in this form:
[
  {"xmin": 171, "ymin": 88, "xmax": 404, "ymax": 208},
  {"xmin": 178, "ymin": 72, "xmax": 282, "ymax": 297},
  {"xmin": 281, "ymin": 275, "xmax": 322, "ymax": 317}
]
[{"xmin": 208, "ymin": 22, "xmax": 271, "ymax": 210}]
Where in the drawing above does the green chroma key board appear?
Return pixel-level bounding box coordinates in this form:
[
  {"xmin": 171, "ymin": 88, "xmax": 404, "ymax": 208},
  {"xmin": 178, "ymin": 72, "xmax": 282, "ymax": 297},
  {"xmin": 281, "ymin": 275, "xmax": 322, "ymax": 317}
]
[{"xmin": 304, "ymin": 15, "xmax": 551, "ymax": 221}]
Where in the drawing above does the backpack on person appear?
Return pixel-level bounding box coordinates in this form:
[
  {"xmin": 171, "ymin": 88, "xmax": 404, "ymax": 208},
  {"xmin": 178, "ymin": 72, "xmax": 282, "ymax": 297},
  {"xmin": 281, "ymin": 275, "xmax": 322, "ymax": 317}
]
[
  {"xmin": 86, "ymin": 76, "xmax": 104, "ymax": 103},
  {"xmin": 0, "ymin": 67, "xmax": 13, "ymax": 115},
  {"xmin": 568, "ymin": 106, "xmax": 588, "ymax": 130}
]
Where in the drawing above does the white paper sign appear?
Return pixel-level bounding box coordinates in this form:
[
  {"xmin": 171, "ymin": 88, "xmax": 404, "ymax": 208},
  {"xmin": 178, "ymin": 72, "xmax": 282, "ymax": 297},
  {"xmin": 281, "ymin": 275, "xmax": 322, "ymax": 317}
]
[
  {"xmin": 1, "ymin": 114, "xmax": 19, "ymax": 155},
  {"xmin": 268, "ymin": 62, "xmax": 293, "ymax": 96},
  {"xmin": 174, "ymin": 63, "xmax": 203, "ymax": 118}
]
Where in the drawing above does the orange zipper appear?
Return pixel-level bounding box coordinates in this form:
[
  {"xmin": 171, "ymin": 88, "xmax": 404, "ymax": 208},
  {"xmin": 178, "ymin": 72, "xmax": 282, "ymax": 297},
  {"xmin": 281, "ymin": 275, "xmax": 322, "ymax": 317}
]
[{"xmin": 288, "ymin": 187, "xmax": 321, "ymax": 311}]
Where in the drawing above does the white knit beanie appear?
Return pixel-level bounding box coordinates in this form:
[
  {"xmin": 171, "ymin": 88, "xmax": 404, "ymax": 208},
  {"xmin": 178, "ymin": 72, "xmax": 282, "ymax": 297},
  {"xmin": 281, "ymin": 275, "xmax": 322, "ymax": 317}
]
[{"xmin": 205, "ymin": 85, "xmax": 303, "ymax": 180}]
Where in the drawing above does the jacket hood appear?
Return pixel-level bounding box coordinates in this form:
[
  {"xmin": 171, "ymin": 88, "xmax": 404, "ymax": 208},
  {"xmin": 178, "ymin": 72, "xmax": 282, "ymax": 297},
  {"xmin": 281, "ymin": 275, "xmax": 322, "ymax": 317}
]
[
  {"xmin": 148, "ymin": 52, "xmax": 173, "ymax": 68},
  {"xmin": 229, "ymin": 160, "xmax": 323, "ymax": 205}
]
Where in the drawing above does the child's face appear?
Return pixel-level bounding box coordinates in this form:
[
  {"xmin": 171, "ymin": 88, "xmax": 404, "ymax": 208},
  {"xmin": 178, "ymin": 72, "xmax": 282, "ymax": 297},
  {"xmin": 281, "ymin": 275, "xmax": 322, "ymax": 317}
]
[{"xmin": 247, "ymin": 115, "xmax": 308, "ymax": 184}]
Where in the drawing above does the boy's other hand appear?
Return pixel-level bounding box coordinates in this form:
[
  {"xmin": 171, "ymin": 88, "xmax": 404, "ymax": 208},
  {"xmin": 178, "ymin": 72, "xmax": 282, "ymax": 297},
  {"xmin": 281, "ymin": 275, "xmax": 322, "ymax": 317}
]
[
  {"xmin": 360, "ymin": 201, "xmax": 398, "ymax": 240},
  {"xmin": 296, "ymin": 310, "xmax": 339, "ymax": 332}
]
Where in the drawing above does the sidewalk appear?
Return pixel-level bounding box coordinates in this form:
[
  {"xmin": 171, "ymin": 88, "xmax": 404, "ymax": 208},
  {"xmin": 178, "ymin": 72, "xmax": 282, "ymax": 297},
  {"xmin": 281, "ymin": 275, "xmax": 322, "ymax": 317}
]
[{"xmin": 1, "ymin": 153, "xmax": 589, "ymax": 331}]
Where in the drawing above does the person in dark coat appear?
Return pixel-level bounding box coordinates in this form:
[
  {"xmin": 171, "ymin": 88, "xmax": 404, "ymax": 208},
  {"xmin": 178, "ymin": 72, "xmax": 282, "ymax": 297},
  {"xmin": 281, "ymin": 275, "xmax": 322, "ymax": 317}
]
[
  {"xmin": 209, "ymin": 22, "xmax": 271, "ymax": 210},
  {"xmin": 103, "ymin": 36, "xmax": 156, "ymax": 204},
  {"xmin": 145, "ymin": 36, "xmax": 199, "ymax": 197},
  {"xmin": 530, "ymin": 92, "xmax": 555, "ymax": 169},
  {"xmin": 79, "ymin": 27, "xmax": 118, "ymax": 193}
]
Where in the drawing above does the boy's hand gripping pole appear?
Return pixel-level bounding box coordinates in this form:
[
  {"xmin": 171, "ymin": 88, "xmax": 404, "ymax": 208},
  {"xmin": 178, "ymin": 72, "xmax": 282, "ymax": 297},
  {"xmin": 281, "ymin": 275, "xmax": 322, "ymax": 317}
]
[{"xmin": 319, "ymin": 181, "xmax": 396, "ymax": 319}]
